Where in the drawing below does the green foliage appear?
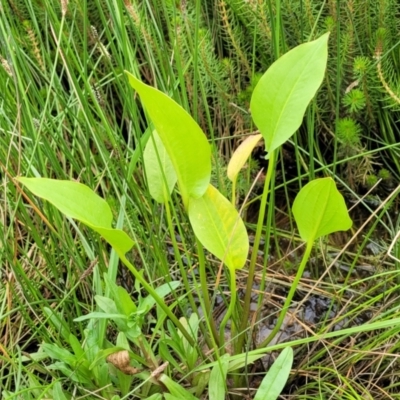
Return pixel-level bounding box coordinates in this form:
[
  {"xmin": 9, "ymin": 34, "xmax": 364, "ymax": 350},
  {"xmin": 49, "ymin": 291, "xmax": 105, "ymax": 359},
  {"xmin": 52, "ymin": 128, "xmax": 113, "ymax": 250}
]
[
  {"xmin": 5, "ymin": 1, "xmax": 400, "ymax": 398},
  {"xmin": 342, "ymin": 88, "xmax": 366, "ymax": 114},
  {"xmin": 143, "ymin": 130, "xmax": 177, "ymax": 203},
  {"xmin": 292, "ymin": 178, "xmax": 352, "ymax": 242},
  {"xmin": 253, "ymin": 347, "xmax": 294, "ymax": 400},
  {"xmin": 16, "ymin": 178, "xmax": 134, "ymax": 255},
  {"xmin": 15, "ymin": 30, "xmax": 338, "ymax": 396},
  {"xmin": 126, "ymin": 72, "xmax": 211, "ymax": 205},
  {"xmin": 251, "ymin": 33, "xmax": 329, "ymax": 155},
  {"xmin": 188, "ymin": 184, "xmax": 248, "ymax": 271},
  {"xmin": 336, "ymin": 117, "xmax": 362, "ymax": 149}
]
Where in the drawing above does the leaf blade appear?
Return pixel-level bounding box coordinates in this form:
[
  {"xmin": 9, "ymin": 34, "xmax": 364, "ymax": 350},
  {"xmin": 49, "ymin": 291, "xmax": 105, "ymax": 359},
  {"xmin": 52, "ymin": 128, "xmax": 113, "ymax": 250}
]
[
  {"xmin": 188, "ymin": 184, "xmax": 248, "ymax": 270},
  {"xmin": 126, "ymin": 72, "xmax": 211, "ymax": 204},
  {"xmin": 143, "ymin": 130, "xmax": 177, "ymax": 203},
  {"xmin": 17, "ymin": 177, "xmax": 112, "ymax": 228},
  {"xmin": 253, "ymin": 347, "xmax": 293, "ymax": 400},
  {"xmin": 251, "ymin": 33, "xmax": 329, "ymax": 154},
  {"xmin": 17, "ymin": 177, "xmax": 135, "ymax": 256},
  {"xmin": 227, "ymin": 134, "xmax": 263, "ymax": 182},
  {"xmin": 292, "ymin": 177, "xmax": 352, "ymax": 242}
]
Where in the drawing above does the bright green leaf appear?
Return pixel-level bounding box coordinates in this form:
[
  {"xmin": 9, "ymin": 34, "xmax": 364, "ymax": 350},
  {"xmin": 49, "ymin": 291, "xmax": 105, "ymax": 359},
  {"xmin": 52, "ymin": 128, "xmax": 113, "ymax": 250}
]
[
  {"xmin": 17, "ymin": 178, "xmax": 134, "ymax": 256},
  {"xmin": 209, "ymin": 354, "xmax": 229, "ymax": 400},
  {"xmin": 254, "ymin": 347, "xmax": 293, "ymax": 400},
  {"xmin": 227, "ymin": 134, "xmax": 262, "ymax": 182},
  {"xmin": 18, "ymin": 178, "xmax": 112, "ymax": 227},
  {"xmin": 126, "ymin": 72, "xmax": 211, "ymax": 205},
  {"xmin": 292, "ymin": 177, "xmax": 352, "ymax": 242},
  {"xmin": 188, "ymin": 184, "xmax": 249, "ymax": 270},
  {"xmin": 251, "ymin": 33, "xmax": 329, "ymax": 155},
  {"xmin": 143, "ymin": 130, "xmax": 177, "ymax": 203}
]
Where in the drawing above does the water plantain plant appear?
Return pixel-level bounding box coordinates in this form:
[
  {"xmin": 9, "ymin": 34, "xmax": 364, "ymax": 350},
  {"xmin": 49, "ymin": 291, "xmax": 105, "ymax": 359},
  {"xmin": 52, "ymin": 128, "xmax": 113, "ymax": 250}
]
[{"xmin": 13, "ymin": 32, "xmax": 363, "ymax": 399}]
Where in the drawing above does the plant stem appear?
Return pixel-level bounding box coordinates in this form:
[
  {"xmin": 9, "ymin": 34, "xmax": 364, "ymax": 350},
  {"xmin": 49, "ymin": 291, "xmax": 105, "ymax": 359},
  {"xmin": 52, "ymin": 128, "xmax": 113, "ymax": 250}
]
[
  {"xmin": 235, "ymin": 150, "xmax": 276, "ymax": 353},
  {"xmin": 197, "ymin": 238, "xmax": 220, "ymax": 346},
  {"xmin": 258, "ymin": 239, "xmax": 313, "ymax": 348},
  {"xmin": 219, "ymin": 269, "xmax": 237, "ymax": 349}
]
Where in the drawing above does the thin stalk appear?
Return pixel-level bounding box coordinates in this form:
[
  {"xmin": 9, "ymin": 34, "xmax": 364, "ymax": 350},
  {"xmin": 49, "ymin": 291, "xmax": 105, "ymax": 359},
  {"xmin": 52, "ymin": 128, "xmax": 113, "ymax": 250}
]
[
  {"xmin": 235, "ymin": 150, "xmax": 276, "ymax": 353},
  {"xmin": 259, "ymin": 239, "xmax": 313, "ymax": 348},
  {"xmin": 219, "ymin": 269, "xmax": 237, "ymax": 349},
  {"xmin": 164, "ymin": 198, "xmax": 194, "ymax": 296},
  {"xmin": 333, "ymin": 0, "xmax": 341, "ymax": 175},
  {"xmin": 197, "ymin": 238, "xmax": 220, "ymax": 346},
  {"xmin": 231, "ymin": 180, "xmax": 237, "ymax": 206},
  {"xmin": 275, "ymin": 0, "xmax": 281, "ymax": 55},
  {"xmin": 164, "ymin": 198, "xmax": 213, "ymax": 351}
]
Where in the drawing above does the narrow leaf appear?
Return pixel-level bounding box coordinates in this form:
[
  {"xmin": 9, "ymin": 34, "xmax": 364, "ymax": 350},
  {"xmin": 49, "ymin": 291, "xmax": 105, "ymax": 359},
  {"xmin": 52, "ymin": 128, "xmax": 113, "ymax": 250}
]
[
  {"xmin": 227, "ymin": 134, "xmax": 262, "ymax": 182},
  {"xmin": 126, "ymin": 72, "xmax": 211, "ymax": 205},
  {"xmin": 251, "ymin": 33, "xmax": 329, "ymax": 155},
  {"xmin": 17, "ymin": 178, "xmax": 134, "ymax": 256},
  {"xmin": 254, "ymin": 347, "xmax": 293, "ymax": 400},
  {"xmin": 188, "ymin": 184, "xmax": 249, "ymax": 270},
  {"xmin": 143, "ymin": 130, "xmax": 177, "ymax": 203},
  {"xmin": 292, "ymin": 177, "xmax": 352, "ymax": 242},
  {"xmin": 209, "ymin": 354, "xmax": 229, "ymax": 400},
  {"xmin": 159, "ymin": 374, "xmax": 199, "ymax": 400},
  {"xmin": 52, "ymin": 381, "xmax": 69, "ymax": 400},
  {"xmin": 74, "ymin": 312, "xmax": 126, "ymax": 322}
]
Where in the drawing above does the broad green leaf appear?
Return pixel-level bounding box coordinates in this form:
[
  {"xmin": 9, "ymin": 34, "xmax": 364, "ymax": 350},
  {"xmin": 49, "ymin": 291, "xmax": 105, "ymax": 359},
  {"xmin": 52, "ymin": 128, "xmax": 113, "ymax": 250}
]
[
  {"xmin": 209, "ymin": 354, "xmax": 229, "ymax": 400},
  {"xmin": 292, "ymin": 177, "xmax": 352, "ymax": 242},
  {"xmin": 17, "ymin": 178, "xmax": 134, "ymax": 256},
  {"xmin": 227, "ymin": 134, "xmax": 262, "ymax": 182},
  {"xmin": 251, "ymin": 33, "xmax": 329, "ymax": 155},
  {"xmin": 126, "ymin": 72, "xmax": 211, "ymax": 205},
  {"xmin": 18, "ymin": 178, "xmax": 112, "ymax": 226},
  {"xmin": 143, "ymin": 130, "xmax": 177, "ymax": 203},
  {"xmin": 254, "ymin": 347, "xmax": 293, "ymax": 400},
  {"xmin": 188, "ymin": 184, "xmax": 249, "ymax": 271}
]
